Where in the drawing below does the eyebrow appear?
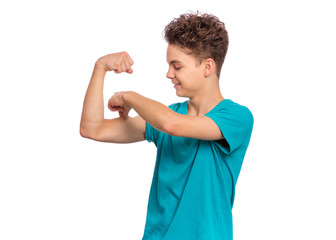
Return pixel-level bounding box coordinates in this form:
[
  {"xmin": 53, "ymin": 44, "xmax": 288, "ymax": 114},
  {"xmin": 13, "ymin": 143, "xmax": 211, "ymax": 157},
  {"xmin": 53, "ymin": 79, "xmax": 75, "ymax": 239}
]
[{"xmin": 169, "ymin": 60, "xmax": 183, "ymax": 65}]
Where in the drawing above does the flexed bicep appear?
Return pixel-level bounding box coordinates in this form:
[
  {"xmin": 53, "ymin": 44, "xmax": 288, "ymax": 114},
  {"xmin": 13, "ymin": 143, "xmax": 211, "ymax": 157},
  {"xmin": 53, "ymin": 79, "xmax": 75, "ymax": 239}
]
[{"xmin": 88, "ymin": 115, "xmax": 146, "ymax": 143}]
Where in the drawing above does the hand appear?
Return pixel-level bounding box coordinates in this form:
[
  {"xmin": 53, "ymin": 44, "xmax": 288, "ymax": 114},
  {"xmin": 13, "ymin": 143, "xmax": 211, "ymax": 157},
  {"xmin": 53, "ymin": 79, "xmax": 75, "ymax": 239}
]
[
  {"xmin": 96, "ymin": 52, "xmax": 134, "ymax": 74},
  {"xmin": 108, "ymin": 92, "xmax": 132, "ymax": 119}
]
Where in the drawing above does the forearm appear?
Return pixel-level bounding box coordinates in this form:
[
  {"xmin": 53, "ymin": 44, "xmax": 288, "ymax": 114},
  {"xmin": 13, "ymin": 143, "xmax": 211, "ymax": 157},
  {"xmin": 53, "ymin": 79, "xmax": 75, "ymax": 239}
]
[
  {"xmin": 80, "ymin": 63, "xmax": 106, "ymax": 134},
  {"xmin": 123, "ymin": 91, "xmax": 179, "ymax": 133},
  {"xmin": 121, "ymin": 92, "xmax": 224, "ymax": 140}
]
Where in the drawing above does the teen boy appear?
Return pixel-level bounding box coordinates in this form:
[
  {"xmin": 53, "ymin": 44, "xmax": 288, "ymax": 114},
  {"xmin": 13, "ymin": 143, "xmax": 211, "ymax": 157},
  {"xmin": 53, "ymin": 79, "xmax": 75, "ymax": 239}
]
[{"xmin": 80, "ymin": 12, "xmax": 253, "ymax": 240}]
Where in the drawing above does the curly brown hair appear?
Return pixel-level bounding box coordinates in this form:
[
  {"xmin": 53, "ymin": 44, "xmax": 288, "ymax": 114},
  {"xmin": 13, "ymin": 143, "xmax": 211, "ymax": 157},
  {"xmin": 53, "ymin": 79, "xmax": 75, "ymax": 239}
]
[{"xmin": 164, "ymin": 12, "xmax": 229, "ymax": 77}]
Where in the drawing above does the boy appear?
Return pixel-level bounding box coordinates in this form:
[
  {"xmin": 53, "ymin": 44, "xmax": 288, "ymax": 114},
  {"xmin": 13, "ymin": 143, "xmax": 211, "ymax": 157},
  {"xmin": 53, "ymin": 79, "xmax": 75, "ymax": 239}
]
[{"xmin": 80, "ymin": 12, "xmax": 253, "ymax": 240}]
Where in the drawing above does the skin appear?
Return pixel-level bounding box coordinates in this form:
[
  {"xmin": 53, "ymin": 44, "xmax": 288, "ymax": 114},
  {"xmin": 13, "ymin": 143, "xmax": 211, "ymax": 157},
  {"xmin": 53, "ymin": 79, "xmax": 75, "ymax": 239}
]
[{"xmin": 80, "ymin": 44, "xmax": 225, "ymax": 143}]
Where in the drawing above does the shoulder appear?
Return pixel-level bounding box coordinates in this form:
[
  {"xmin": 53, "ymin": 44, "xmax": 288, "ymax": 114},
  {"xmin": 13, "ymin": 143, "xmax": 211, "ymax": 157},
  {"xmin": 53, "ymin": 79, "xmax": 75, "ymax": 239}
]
[
  {"xmin": 206, "ymin": 99, "xmax": 254, "ymax": 132},
  {"xmin": 205, "ymin": 99, "xmax": 254, "ymax": 152},
  {"xmin": 168, "ymin": 100, "xmax": 188, "ymax": 113},
  {"xmin": 212, "ymin": 99, "xmax": 253, "ymax": 120},
  {"xmin": 229, "ymin": 100, "xmax": 253, "ymax": 123}
]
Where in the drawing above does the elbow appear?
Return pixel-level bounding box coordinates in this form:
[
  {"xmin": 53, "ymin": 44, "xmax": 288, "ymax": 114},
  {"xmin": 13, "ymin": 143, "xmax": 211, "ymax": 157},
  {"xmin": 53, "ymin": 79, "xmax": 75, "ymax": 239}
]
[
  {"xmin": 80, "ymin": 125, "xmax": 97, "ymax": 140},
  {"xmin": 162, "ymin": 123, "xmax": 172, "ymax": 136},
  {"xmin": 80, "ymin": 127, "xmax": 90, "ymax": 139},
  {"xmin": 80, "ymin": 119, "xmax": 101, "ymax": 140},
  {"xmin": 162, "ymin": 119, "xmax": 179, "ymax": 136},
  {"xmin": 161, "ymin": 112, "xmax": 184, "ymax": 136}
]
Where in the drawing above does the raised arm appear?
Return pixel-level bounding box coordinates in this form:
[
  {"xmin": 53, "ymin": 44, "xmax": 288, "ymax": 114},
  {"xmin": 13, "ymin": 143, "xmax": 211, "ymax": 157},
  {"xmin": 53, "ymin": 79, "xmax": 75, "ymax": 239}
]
[{"xmin": 80, "ymin": 52, "xmax": 146, "ymax": 143}]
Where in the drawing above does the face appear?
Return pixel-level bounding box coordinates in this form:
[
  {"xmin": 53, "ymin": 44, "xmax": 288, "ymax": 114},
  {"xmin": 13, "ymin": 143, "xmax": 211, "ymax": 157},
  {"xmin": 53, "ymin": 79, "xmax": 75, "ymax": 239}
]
[{"xmin": 166, "ymin": 44, "xmax": 205, "ymax": 98}]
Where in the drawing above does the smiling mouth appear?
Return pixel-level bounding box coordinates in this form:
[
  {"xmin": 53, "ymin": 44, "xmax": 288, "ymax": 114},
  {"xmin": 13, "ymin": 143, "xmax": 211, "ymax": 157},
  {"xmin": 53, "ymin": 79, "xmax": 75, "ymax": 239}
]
[{"xmin": 173, "ymin": 83, "xmax": 181, "ymax": 88}]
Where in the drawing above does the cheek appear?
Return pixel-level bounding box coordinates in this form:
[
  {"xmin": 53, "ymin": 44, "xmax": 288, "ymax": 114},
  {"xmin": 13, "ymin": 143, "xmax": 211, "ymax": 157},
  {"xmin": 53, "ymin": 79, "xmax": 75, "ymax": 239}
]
[
  {"xmin": 183, "ymin": 72, "xmax": 202, "ymax": 87},
  {"xmin": 176, "ymin": 67, "xmax": 203, "ymax": 88}
]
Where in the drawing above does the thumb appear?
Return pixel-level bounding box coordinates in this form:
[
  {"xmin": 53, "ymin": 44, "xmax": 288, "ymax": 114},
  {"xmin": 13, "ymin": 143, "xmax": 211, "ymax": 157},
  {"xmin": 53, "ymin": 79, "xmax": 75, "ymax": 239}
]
[{"xmin": 126, "ymin": 67, "xmax": 133, "ymax": 74}]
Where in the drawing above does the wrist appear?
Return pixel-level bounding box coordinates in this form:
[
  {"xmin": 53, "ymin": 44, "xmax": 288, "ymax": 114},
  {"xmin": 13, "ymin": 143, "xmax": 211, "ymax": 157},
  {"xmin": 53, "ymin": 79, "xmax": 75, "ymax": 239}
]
[
  {"xmin": 122, "ymin": 91, "xmax": 135, "ymax": 107},
  {"xmin": 94, "ymin": 59, "xmax": 107, "ymax": 72}
]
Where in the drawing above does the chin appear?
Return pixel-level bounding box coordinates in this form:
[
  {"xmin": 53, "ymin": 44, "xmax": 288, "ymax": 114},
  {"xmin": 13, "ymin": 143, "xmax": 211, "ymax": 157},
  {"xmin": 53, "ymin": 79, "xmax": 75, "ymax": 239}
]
[
  {"xmin": 175, "ymin": 90, "xmax": 188, "ymax": 98},
  {"xmin": 175, "ymin": 89, "xmax": 183, "ymax": 97}
]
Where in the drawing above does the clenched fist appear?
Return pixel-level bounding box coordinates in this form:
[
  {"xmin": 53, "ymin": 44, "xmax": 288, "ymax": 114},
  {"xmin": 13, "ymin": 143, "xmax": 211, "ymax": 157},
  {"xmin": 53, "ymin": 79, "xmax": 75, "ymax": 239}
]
[
  {"xmin": 108, "ymin": 91, "xmax": 132, "ymax": 119},
  {"xmin": 96, "ymin": 51, "xmax": 134, "ymax": 74}
]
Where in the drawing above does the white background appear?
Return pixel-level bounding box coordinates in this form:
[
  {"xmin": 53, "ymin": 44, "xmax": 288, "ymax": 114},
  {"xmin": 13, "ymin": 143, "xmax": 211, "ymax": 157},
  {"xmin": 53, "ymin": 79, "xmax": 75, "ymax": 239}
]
[{"xmin": 1, "ymin": 0, "xmax": 335, "ymax": 239}]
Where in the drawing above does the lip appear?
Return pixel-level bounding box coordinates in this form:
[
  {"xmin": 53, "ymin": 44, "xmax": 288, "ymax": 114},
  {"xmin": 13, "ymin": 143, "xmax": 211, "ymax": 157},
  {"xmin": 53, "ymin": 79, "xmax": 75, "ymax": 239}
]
[{"xmin": 173, "ymin": 82, "xmax": 181, "ymax": 88}]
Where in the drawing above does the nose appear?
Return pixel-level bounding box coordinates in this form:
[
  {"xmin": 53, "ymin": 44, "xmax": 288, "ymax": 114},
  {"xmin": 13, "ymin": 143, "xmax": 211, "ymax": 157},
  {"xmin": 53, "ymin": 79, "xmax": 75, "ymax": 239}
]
[{"xmin": 166, "ymin": 67, "xmax": 174, "ymax": 79}]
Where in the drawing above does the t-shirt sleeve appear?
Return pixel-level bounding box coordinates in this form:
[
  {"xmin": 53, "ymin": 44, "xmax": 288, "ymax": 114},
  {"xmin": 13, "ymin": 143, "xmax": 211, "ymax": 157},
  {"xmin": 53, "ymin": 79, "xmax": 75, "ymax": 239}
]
[
  {"xmin": 145, "ymin": 122, "xmax": 158, "ymax": 145},
  {"xmin": 205, "ymin": 103, "xmax": 254, "ymax": 154},
  {"xmin": 144, "ymin": 102, "xmax": 184, "ymax": 146}
]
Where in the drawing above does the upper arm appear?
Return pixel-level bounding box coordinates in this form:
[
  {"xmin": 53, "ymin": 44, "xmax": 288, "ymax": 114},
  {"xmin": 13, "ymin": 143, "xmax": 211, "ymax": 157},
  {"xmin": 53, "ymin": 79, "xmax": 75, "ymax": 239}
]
[
  {"xmin": 83, "ymin": 116, "xmax": 146, "ymax": 143},
  {"xmin": 165, "ymin": 114, "xmax": 224, "ymax": 141},
  {"xmin": 164, "ymin": 105, "xmax": 254, "ymax": 152}
]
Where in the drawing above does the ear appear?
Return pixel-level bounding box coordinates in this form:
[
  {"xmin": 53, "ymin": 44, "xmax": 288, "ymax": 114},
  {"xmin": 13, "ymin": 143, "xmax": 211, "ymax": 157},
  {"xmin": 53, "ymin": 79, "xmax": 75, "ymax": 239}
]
[{"xmin": 204, "ymin": 58, "xmax": 216, "ymax": 77}]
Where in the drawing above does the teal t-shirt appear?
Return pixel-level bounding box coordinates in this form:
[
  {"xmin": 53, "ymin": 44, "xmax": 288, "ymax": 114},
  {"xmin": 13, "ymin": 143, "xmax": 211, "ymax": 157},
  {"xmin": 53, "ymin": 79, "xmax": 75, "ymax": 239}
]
[{"xmin": 142, "ymin": 99, "xmax": 253, "ymax": 240}]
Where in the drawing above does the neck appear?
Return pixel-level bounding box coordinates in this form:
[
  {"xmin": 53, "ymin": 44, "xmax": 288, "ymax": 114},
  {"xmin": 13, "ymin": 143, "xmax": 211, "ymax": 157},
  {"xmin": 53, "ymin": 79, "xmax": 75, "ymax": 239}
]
[{"xmin": 187, "ymin": 80, "xmax": 224, "ymax": 116}]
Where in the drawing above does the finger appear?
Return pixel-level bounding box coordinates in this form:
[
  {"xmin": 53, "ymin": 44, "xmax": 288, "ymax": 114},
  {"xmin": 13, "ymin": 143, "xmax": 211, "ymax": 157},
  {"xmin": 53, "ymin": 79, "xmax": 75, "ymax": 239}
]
[
  {"xmin": 114, "ymin": 66, "xmax": 123, "ymax": 74},
  {"xmin": 120, "ymin": 109, "xmax": 128, "ymax": 119},
  {"xmin": 118, "ymin": 111, "xmax": 123, "ymax": 118},
  {"xmin": 122, "ymin": 109, "xmax": 129, "ymax": 119},
  {"xmin": 125, "ymin": 60, "xmax": 132, "ymax": 72},
  {"xmin": 123, "ymin": 53, "xmax": 133, "ymax": 73},
  {"xmin": 109, "ymin": 105, "xmax": 117, "ymax": 111},
  {"xmin": 107, "ymin": 99, "xmax": 113, "ymax": 110},
  {"xmin": 121, "ymin": 51, "xmax": 132, "ymax": 65},
  {"xmin": 113, "ymin": 68, "xmax": 121, "ymax": 74},
  {"xmin": 113, "ymin": 62, "xmax": 123, "ymax": 73},
  {"xmin": 108, "ymin": 98, "xmax": 120, "ymax": 111},
  {"xmin": 125, "ymin": 60, "xmax": 133, "ymax": 73},
  {"xmin": 119, "ymin": 53, "xmax": 133, "ymax": 73},
  {"xmin": 108, "ymin": 97, "xmax": 115, "ymax": 110},
  {"xmin": 126, "ymin": 68, "xmax": 133, "ymax": 74},
  {"xmin": 115, "ymin": 60, "xmax": 127, "ymax": 73},
  {"xmin": 121, "ymin": 61, "xmax": 128, "ymax": 73},
  {"xmin": 126, "ymin": 53, "xmax": 134, "ymax": 66}
]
